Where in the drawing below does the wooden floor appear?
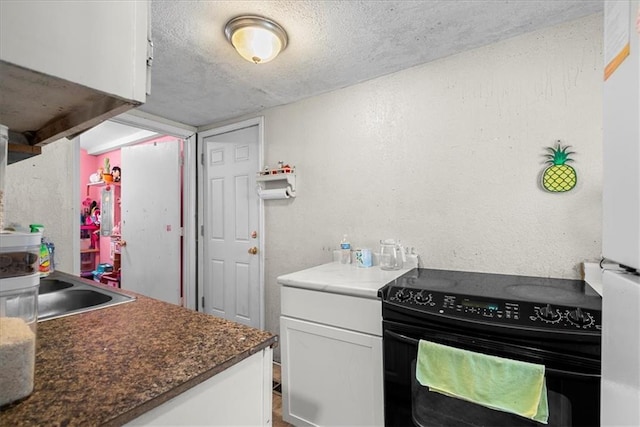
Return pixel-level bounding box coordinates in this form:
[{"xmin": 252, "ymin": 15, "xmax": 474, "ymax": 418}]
[{"xmin": 272, "ymin": 362, "xmax": 292, "ymax": 427}]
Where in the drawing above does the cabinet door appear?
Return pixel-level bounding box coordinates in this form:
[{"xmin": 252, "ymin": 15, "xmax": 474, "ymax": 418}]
[{"xmin": 280, "ymin": 316, "xmax": 383, "ymax": 426}]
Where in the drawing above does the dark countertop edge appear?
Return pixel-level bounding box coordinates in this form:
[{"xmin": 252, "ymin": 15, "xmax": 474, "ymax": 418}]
[{"xmin": 105, "ymin": 337, "xmax": 278, "ymax": 426}]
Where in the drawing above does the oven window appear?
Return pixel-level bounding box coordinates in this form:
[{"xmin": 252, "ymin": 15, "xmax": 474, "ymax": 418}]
[{"xmin": 410, "ymin": 360, "xmax": 572, "ymax": 427}]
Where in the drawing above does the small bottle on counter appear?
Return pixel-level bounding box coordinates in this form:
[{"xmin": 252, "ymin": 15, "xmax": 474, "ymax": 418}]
[
  {"xmin": 340, "ymin": 235, "xmax": 351, "ymax": 264},
  {"xmin": 30, "ymin": 224, "xmax": 51, "ymax": 277}
]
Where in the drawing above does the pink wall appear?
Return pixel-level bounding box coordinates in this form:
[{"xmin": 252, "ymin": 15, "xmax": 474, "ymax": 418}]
[
  {"xmin": 80, "ymin": 149, "xmax": 98, "ymax": 190},
  {"xmin": 80, "ymin": 149, "xmax": 121, "ymax": 208}
]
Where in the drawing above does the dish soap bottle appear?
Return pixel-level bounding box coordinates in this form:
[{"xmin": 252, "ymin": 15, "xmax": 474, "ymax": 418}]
[
  {"xmin": 340, "ymin": 235, "xmax": 351, "ymax": 264},
  {"xmin": 30, "ymin": 224, "xmax": 51, "ymax": 277}
]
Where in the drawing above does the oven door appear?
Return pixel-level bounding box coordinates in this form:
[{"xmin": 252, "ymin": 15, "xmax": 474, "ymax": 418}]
[{"xmin": 383, "ymin": 320, "xmax": 600, "ymax": 427}]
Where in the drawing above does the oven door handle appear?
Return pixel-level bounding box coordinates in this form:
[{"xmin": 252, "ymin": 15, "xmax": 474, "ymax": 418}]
[
  {"xmin": 385, "ymin": 330, "xmax": 600, "ymax": 380},
  {"xmin": 545, "ymin": 366, "xmax": 600, "ymax": 380},
  {"xmin": 386, "ymin": 330, "xmax": 420, "ymax": 346}
]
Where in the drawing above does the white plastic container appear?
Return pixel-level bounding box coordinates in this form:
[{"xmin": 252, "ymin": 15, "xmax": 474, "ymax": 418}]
[
  {"xmin": 0, "ymin": 231, "xmax": 41, "ymax": 279},
  {"xmin": 0, "ymin": 272, "xmax": 39, "ymax": 406}
]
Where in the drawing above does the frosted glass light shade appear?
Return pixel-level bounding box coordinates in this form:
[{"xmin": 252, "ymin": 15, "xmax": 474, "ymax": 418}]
[{"xmin": 225, "ymin": 16, "xmax": 288, "ymax": 64}]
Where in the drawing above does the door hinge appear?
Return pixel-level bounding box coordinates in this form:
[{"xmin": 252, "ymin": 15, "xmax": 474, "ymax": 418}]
[
  {"xmin": 147, "ymin": 39, "xmax": 154, "ymax": 68},
  {"xmin": 201, "ymin": 296, "xmax": 205, "ymax": 309},
  {"xmin": 145, "ymin": 0, "xmax": 153, "ymax": 96},
  {"xmin": 179, "ymin": 227, "xmax": 184, "ymax": 236},
  {"xmin": 200, "ymin": 225, "xmax": 204, "ymax": 236},
  {"xmin": 201, "ymin": 153, "xmax": 204, "ymax": 165},
  {"xmin": 146, "ymin": 39, "xmax": 153, "ymax": 96}
]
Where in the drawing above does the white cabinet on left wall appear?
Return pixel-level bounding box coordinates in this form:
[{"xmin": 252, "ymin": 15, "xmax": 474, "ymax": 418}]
[{"xmin": 0, "ymin": 1, "xmax": 151, "ymax": 162}]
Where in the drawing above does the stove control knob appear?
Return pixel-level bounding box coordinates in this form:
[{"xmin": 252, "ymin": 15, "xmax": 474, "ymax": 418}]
[
  {"xmin": 414, "ymin": 291, "xmax": 432, "ymax": 305},
  {"xmin": 538, "ymin": 304, "xmax": 561, "ymax": 322},
  {"xmin": 395, "ymin": 290, "xmax": 411, "ymax": 302},
  {"xmin": 568, "ymin": 307, "xmax": 591, "ymax": 326}
]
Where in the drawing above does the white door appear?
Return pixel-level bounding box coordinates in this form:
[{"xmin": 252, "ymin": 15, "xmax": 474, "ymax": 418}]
[
  {"xmin": 201, "ymin": 123, "xmax": 261, "ymax": 328},
  {"xmin": 120, "ymin": 140, "xmax": 182, "ymax": 305}
]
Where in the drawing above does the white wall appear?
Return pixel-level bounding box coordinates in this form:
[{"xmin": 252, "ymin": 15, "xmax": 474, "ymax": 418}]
[
  {"xmin": 258, "ymin": 14, "xmax": 603, "ymax": 341},
  {"xmin": 5, "ymin": 138, "xmax": 77, "ymax": 274}
]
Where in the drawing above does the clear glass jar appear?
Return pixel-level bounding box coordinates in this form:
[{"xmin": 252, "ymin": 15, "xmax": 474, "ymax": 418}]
[
  {"xmin": 379, "ymin": 239, "xmax": 404, "ymax": 271},
  {"xmin": 0, "ymin": 270, "xmax": 39, "ymax": 406}
]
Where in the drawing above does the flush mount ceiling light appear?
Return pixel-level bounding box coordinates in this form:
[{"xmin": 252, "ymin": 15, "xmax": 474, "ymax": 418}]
[{"xmin": 224, "ymin": 15, "xmax": 288, "ymax": 64}]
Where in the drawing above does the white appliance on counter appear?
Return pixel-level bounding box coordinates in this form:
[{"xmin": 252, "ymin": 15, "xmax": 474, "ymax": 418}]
[
  {"xmin": 278, "ymin": 259, "xmax": 418, "ymax": 427},
  {"xmin": 601, "ymin": 1, "xmax": 640, "ymax": 425}
]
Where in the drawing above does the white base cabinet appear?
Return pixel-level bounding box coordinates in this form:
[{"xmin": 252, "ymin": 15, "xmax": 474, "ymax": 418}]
[
  {"xmin": 278, "ymin": 262, "xmax": 415, "ymax": 427},
  {"xmin": 280, "ymin": 317, "xmax": 384, "ymax": 426},
  {"xmin": 127, "ymin": 347, "xmax": 273, "ymax": 426},
  {"xmin": 281, "ymin": 316, "xmax": 383, "ymax": 426}
]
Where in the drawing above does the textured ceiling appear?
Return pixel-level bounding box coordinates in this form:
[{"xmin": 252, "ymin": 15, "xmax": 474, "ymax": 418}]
[{"xmin": 138, "ymin": 0, "xmax": 603, "ymax": 127}]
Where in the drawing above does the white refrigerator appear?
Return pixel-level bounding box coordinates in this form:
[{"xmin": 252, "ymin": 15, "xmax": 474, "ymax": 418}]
[{"xmin": 601, "ymin": 1, "xmax": 640, "ymax": 426}]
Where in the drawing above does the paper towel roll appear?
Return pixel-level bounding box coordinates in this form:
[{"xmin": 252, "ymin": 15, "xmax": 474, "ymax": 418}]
[{"xmin": 258, "ymin": 186, "xmax": 292, "ymax": 199}]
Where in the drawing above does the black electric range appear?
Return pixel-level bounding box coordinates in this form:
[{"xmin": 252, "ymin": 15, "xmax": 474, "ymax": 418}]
[{"xmin": 378, "ymin": 268, "xmax": 602, "ymax": 427}]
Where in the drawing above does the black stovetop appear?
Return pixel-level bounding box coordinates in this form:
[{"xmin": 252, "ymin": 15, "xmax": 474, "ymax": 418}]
[
  {"xmin": 380, "ymin": 268, "xmax": 602, "ymax": 309},
  {"xmin": 379, "ymin": 268, "xmax": 602, "ymax": 340}
]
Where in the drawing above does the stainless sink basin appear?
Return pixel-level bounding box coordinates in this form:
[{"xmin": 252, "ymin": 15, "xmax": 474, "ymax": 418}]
[
  {"xmin": 39, "ymin": 279, "xmax": 74, "ymax": 294},
  {"xmin": 38, "ymin": 275, "xmax": 135, "ymax": 321}
]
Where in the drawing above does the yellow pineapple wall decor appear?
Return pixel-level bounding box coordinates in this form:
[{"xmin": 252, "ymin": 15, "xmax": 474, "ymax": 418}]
[{"xmin": 542, "ymin": 142, "xmax": 577, "ymax": 192}]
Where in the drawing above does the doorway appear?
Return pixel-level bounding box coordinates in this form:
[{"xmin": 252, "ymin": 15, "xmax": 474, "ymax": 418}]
[
  {"xmin": 198, "ymin": 117, "xmax": 264, "ymax": 329},
  {"xmin": 75, "ymin": 112, "xmax": 197, "ymax": 308}
]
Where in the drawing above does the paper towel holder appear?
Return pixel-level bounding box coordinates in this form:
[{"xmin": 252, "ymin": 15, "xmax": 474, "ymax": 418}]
[{"xmin": 256, "ymin": 171, "xmax": 296, "ymax": 199}]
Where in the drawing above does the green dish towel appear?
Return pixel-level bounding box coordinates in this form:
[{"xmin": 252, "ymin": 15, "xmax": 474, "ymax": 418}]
[{"xmin": 416, "ymin": 340, "xmax": 549, "ymax": 424}]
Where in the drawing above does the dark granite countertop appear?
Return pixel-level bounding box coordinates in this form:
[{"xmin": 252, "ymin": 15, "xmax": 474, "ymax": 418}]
[{"xmin": 0, "ymin": 282, "xmax": 277, "ymax": 426}]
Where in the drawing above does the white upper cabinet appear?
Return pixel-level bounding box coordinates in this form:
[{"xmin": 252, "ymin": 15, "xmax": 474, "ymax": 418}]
[{"xmin": 0, "ymin": 1, "xmax": 150, "ymax": 153}]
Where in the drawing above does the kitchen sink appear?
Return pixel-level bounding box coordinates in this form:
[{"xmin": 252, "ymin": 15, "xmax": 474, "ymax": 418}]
[
  {"xmin": 38, "ymin": 279, "xmax": 74, "ymax": 294},
  {"xmin": 38, "ymin": 275, "xmax": 135, "ymax": 321}
]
